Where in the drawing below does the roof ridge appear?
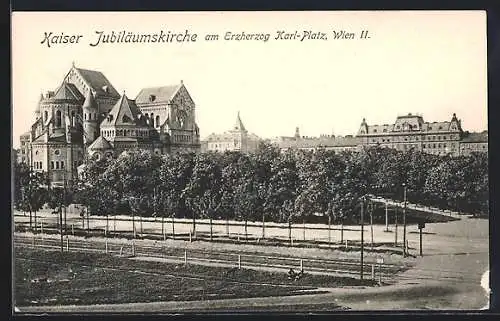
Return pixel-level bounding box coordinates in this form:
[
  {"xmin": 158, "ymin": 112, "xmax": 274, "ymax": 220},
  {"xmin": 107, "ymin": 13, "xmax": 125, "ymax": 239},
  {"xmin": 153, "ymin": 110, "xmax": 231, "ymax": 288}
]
[{"xmin": 75, "ymin": 66, "xmax": 105, "ymax": 74}]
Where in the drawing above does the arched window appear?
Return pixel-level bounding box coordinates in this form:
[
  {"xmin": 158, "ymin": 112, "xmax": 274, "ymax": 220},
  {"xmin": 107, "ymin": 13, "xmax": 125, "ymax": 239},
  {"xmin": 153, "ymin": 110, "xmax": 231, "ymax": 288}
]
[
  {"xmin": 151, "ymin": 113, "xmax": 155, "ymax": 126},
  {"xmin": 156, "ymin": 115, "xmax": 160, "ymax": 128},
  {"xmin": 44, "ymin": 110, "xmax": 48, "ymax": 121},
  {"xmin": 84, "ymin": 113, "xmax": 87, "ymax": 120},
  {"xmin": 55, "ymin": 110, "xmax": 62, "ymax": 127}
]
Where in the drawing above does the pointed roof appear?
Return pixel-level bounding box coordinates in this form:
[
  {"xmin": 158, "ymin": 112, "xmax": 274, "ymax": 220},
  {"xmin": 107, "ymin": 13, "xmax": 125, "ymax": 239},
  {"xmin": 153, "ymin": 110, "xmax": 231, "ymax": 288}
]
[
  {"xmin": 46, "ymin": 82, "xmax": 84, "ymax": 102},
  {"xmin": 73, "ymin": 66, "xmax": 120, "ymax": 98},
  {"xmin": 88, "ymin": 136, "xmax": 112, "ymax": 150},
  {"xmin": 83, "ymin": 89, "xmax": 98, "ymax": 111},
  {"xmin": 135, "ymin": 84, "xmax": 182, "ymax": 105},
  {"xmin": 100, "ymin": 93, "xmax": 148, "ymax": 127},
  {"xmin": 232, "ymin": 111, "xmax": 246, "ymax": 131}
]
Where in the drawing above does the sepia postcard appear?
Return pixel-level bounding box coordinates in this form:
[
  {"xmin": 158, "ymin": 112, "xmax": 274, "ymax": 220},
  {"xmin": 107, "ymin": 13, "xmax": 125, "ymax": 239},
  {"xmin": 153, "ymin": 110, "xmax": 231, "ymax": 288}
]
[{"xmin": 11, "ymin": 11, "xmax": 490, "ymax": 313}]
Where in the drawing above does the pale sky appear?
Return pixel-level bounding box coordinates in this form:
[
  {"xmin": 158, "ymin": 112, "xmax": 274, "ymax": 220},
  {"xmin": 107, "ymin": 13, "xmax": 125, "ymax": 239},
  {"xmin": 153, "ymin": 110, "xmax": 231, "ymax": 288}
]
[{"xmin": 11, "ymin": 11, "xmax": 487, "ymax": 148}]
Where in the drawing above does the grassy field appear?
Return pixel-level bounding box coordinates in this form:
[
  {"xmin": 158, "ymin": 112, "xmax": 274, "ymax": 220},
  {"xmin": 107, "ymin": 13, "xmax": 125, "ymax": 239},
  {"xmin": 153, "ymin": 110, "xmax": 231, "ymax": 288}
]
[{"xmin": 14, "ymin": 247, "xmax": 377, "ymax": 307}]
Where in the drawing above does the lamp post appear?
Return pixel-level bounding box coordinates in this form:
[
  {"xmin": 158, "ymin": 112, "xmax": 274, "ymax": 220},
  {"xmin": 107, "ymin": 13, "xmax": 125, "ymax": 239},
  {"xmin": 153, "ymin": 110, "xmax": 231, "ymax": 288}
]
[
  {"xmin": 360, "ymin": 196, "xmax": 365, "ymax": 280},
  {"xmin": 402, "ymin": 183, "xmax": 407, "ymax": 257}
]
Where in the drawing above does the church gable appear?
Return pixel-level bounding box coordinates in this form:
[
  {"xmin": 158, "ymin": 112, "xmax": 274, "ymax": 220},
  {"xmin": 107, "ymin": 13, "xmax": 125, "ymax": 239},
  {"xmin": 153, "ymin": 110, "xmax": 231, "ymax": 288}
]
[
  {"xmin": 171, "ymin": 84, "xmax": 195, "ymax": 110},
  {"xmin": 63, "ymin": 64, "xmax": 120, "ymax": 99},
  {"xmin": 101, "ymin": 94, "xmax": 148, "ymax": 128}
]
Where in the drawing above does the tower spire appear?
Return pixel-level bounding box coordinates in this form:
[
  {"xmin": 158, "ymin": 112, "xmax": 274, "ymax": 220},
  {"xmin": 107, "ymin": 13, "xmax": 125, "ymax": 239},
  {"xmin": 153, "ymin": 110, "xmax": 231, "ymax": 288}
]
[{"xmin": 234, "ymin": 111, "xmax": 246, "ymax": 131}]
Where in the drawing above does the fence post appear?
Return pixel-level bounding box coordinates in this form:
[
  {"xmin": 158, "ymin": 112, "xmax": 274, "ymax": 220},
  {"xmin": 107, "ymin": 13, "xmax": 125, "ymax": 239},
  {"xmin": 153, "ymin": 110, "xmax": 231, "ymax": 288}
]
[
  {"xmin": 184, "ymin": 250, "xmax": 188, "ymax": 266},
  {"xmin": 379, "ymin": 263, "xmax": 382, "ymax": 284},
  {"xmin": 71, "ymin": 224, "xmax": 74, "ymax": 235},
  {"xmin": 345, "ymin": 239, "xmax": 348, "ymax": 249},
  {"xmin": 371, "ymin": 264, "xmax": 375, "ymax": 280},
  {"xmin": 120, "ymin": 246, "xmax": 123, "ymax": 256},
  {"xmin": 238, "ymin": 254, "xmax": 241, "ymax": 269},
  {"xmin": 189, "ymin": 231, "xmax": 192, "ymax": 243},
  {"xmin": 105, "ymin": 239, "xmax": 108, "ymax": 254},
  {"xmin": 66, "ymin": 236, "xmax": 69, "ymax": 251},
  {"xmin": 41, "ymin": 220, "xmax": 44, "ymax": 235},
  {"xmin": 114, "ymin": 215, "xmax": 116, "ymax": 232},
  {"xmin": 300, "ymin": 259, "xmax": 303, "ymax": 272},
  {"xmin": 132, "ymin": 241, "xmax": 136, "ymax": 256}
]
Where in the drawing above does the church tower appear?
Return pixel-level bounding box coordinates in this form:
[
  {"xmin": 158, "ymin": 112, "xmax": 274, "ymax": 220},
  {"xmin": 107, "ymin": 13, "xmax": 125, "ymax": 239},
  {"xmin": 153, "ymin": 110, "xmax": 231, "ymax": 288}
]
[{"xmin": 83, "ymin": 89, "xmax": 99, "ymax": 145}]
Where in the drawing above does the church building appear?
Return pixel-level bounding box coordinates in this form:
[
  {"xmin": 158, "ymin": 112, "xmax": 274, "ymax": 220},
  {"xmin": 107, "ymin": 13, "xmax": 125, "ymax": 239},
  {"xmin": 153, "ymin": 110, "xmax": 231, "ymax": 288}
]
[{"xmin": 21, "ymin": 63, "xmax": 201, "ymax": 187}]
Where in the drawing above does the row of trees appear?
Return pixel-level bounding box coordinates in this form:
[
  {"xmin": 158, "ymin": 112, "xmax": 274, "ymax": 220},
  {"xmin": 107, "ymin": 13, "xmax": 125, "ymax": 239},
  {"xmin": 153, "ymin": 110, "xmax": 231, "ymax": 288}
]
[{"xmin": 14, "ymin": 143, "xmax": 489, "ymax": 234}]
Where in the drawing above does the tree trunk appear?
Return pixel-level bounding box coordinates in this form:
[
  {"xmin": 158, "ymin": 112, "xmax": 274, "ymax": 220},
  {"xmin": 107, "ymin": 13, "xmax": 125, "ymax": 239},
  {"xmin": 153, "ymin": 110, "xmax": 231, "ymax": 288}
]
[
  {"xmin": 34, "ymin": 210, "xmax": 37, "ymax": 233},
  {"xmin": 210, "ymin": 218, "xmax": 213, "ymax": 241},
  {"xmin": 192, "ymin": 213, "xmax": 196, "ymax": 238},
  {"xmin": 64, "ymin": 205, "xmax": 67, "ymax": 236},
  {"xmin": 226, "ymin": 216, "xmax": 229, "ymax": 237},
  {"xmin": 132, "ymin": 213, "xmax": 136, "ymax": 238},
  {"xmin": 328, "ymin": 216, "xmax": 331, "ymax": 246},
  {"xmin": 140, "ymin": 215, "xmax": 143, "ymax": 235},
  {"xmin": 87, "ymin": 208, "xmax": 90, "ymax": 233},
  {"xmin": 394, "ymin": 207, "xmax": 398, "ymax": 247},
  {"xmin": 161, "ymin": 216, "xmax": 165, "ymax": 237},
  {"xmin": 262, "ymin": 213, "xmax": 265, "ymax": 239},
  {"xmin": 370, "ymin": 208, "xmax": 374, "ymax": 250},
  {"xmin": 244, "ymin": 220, "xmax": 248, "ymax": 243},
  {"xmin": 59, "ymin": 206, "xmax": 64, "ymax": 253},
  {"xmin": 385, "ymin": 202, "xmax": 389, "ymax": 231},
  {"xmin": 341, "ymin": 222, "xmax": 344, "ymax": 243},
  {"xmin": 303, "ymin": 219, "xmax": 306, "ymax": 241},
  {"xmin": 29, "ymin": 207, "xmax": 32, "ymax": 229},
  {"xmin": 288, "ymin": 220, "xmax": 292, "ymax": 245},
  {"xmin": 171, "ymin": 215, "xmax": 175, "ymax": 240}
]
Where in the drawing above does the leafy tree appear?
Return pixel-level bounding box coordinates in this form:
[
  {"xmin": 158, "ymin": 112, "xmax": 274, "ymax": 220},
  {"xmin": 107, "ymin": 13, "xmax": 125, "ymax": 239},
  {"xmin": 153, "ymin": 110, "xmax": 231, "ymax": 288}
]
[
  {"xmin": 182, "ymin": 152, "xmax": 221, "ymax": 238},
  {"xmin": 264, "ymin": 150, "xmax": 298, "ymax": 235},
  {"xmin": 232, "ymin": 154, "xmax": 260, "ymax": 242}
]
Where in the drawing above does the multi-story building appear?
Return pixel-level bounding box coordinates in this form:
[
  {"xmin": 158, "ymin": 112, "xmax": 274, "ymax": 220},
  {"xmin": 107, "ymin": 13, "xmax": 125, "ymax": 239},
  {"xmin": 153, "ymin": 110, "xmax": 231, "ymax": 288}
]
[
  {"xmin": 274, "ymin": 113, "xmax": 487, "ymax": 156},
  {"xmin": 22, "ymin": 63, "xmax": 200, "ymax": 187},
  {"xmin": 459, "ymin": 131, "xmax": 488, "ymax": 156},
  {"xmin": 357, "ymin": 113, "xmax": 463, "ymax": 156},
  {"xmin": 273, "ymin": 127, "xmax": 362, "ymax": 153},
  {"xmin": 202, "ymin": 112, "xmax": 261, "ymax": 153}
]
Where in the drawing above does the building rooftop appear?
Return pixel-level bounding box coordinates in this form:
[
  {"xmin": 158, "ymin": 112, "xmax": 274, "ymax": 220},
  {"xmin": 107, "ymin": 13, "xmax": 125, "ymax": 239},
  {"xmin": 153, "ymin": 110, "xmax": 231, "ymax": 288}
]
[{"xmin": 135, "ymin": 84, "xmax": 182, "ymax": 105}]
